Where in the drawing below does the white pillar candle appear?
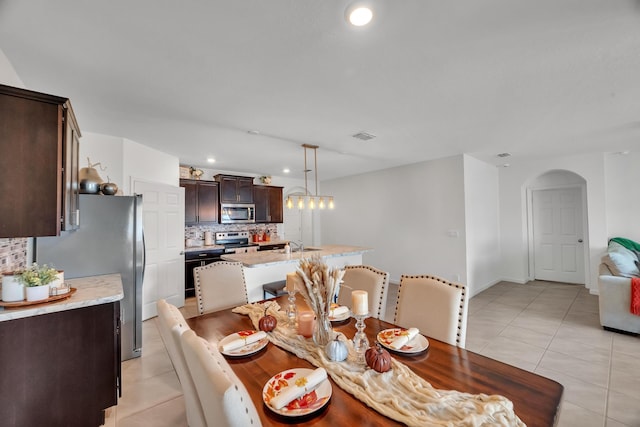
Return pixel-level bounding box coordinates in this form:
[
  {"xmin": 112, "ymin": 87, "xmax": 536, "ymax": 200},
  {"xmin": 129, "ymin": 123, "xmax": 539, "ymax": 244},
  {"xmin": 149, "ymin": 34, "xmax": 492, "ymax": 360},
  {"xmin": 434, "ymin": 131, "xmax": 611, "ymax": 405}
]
[
  {"xmin": 351, "ymin": 290, "xmax": 369, "ymax": 315},
  {"xmin": 286, "ymin": 272, "xmax": 300, "ymax": 293}
]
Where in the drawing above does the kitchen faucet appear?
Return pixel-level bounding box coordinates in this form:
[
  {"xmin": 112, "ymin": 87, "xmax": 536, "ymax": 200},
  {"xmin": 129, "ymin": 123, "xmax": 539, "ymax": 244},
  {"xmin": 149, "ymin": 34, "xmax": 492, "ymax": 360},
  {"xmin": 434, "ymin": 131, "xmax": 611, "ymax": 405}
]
[{"xmin": 289, "ymin": 240, "xmax": 304, "ymax": 253}]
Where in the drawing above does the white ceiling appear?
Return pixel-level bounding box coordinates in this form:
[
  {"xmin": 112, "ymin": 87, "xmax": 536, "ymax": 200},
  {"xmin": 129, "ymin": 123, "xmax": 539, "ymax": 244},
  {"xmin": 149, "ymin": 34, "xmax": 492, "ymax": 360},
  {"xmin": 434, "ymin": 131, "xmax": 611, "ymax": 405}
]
[{"xmin": 1, "ymin": 0, "xmax": 639, "ymax": 181}]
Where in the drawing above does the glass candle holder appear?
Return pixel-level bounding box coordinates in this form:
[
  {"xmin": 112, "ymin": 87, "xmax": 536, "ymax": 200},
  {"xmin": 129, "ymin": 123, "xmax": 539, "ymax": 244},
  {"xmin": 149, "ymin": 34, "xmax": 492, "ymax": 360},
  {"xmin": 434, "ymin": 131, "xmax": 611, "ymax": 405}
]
[
  {"xmin": 352, "ymin": 312, "xmax": 370, "ymax": 364},
  {"xmin": 286, "ymin": 289, "xmax": 298, "ymax": 328}
]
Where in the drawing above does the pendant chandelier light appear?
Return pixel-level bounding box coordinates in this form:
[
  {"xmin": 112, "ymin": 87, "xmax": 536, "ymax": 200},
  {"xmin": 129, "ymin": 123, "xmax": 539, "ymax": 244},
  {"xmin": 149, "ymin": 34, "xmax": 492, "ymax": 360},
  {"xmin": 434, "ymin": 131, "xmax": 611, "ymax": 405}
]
[{"xmin": 286, "ymin": 144, "xmax": 335, "ymax": 210}]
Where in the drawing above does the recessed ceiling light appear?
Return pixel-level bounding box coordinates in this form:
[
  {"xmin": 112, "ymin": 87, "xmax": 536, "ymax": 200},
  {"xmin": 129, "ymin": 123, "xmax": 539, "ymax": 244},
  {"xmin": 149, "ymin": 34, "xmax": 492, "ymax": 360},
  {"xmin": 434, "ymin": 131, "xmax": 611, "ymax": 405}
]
[
  {"xmin": 283, "ymin": 168, "xmax": 290, "ymax": 174},
  {"xmin": 206, "ymin": 157, "xmax": 215, "ymax": 164},
  {"xmin": 346, "ymin": 5, "xmax": 373, "ymax": 26}
]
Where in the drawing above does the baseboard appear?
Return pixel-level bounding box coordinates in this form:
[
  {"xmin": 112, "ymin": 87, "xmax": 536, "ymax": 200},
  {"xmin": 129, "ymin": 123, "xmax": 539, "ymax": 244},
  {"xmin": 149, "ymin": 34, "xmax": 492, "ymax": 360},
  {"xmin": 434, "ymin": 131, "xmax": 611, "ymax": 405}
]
[{"xmin": 499, "ymin": 277, "xmax": 529, "ymax": 285}]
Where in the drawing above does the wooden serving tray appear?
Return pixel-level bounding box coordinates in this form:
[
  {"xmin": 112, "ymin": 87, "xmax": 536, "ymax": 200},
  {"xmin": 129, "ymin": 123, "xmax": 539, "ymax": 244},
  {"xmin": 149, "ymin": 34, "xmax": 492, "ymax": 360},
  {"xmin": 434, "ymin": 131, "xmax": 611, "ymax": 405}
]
[{"xmin": 0, "ymin": 288, "xmax": 77, "ymax": 308}]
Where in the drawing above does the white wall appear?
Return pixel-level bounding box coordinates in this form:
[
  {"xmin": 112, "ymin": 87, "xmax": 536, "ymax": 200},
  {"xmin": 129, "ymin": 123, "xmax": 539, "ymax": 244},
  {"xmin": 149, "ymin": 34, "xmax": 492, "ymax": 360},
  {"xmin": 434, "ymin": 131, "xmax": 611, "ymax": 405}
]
[
  {"xmin": 322, "ymin": 155, "xmax": 467, "ymax": 285},
  {"xmin": 79, "ymin": 132, "xmax": 125, "ymax": 189},
  {"xmin": 499, "ymin": 152, "xmax": 607, "ymax": 292},
  {"xmin": 605, "ymin": 152, "xmax": 640, "ymax": 242},
  {"xmin": 80, "ymin": 133, "xmax": 179, "ymax": 195},
  {"xmin": 464, "ymin": 155, "xmax": 501, "ymax": 296},
  {"xmin": 0, "ymin": 48, "xmax": 24, "ymax": 88},
  {"xmin": 123, "ymin": 138, "xmax": 179, "ymax": 194}
]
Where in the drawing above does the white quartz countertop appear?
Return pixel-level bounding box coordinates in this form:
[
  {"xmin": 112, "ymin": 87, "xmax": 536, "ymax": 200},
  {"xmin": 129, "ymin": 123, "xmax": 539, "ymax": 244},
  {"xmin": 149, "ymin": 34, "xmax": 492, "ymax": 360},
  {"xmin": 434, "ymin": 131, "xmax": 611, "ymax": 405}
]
[
  {"xmin": 0, "ymin": 273, "xmax": 124, "ymax": 322},
  {"xmin": 221, "ymin": 245, "xmax": 372, "ymax": 267}
]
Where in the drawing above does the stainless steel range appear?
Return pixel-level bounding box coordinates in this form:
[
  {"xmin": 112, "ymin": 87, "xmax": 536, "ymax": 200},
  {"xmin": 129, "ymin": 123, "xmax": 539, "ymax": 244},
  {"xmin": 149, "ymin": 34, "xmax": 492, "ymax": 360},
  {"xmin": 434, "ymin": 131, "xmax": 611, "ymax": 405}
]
[{"xmin": 215, "ymin": 231, "xmax": 259, "ymax": 253}]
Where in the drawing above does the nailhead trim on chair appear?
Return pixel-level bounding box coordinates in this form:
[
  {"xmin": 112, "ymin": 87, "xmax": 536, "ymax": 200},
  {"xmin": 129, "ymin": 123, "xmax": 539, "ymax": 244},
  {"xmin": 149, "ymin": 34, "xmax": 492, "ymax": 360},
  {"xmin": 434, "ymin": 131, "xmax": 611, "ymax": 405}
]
[
  {"xmin": 395, "ymin": 274, "xmax": 467, "ymax": 347},
  {"xmin": 344, "ymin": 265, "xmax": 389, "ymax": 319},
  {"xmin": 193, "ymin": 261, "xmax": 248, "ymax": 315},
  {"xmin": 204, "ymin": 341, "xmax": 256, "ymax": 425}
]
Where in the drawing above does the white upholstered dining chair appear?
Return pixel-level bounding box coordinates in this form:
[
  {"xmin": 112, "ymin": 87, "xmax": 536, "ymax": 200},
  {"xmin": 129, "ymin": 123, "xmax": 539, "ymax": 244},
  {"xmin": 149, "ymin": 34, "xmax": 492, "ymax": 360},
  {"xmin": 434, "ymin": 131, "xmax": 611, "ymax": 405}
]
[
  {"xmin": 180, "ymin": 329, "xmax": 263, "ymax": 427},
  {"xmin": 193, "ymin": 261, "xmax": 248, "ymax": 315},
  {"xmin": 394, "ymin": 275, "xmax": 468, "ymax": 347},
  {"xmin": 337, "ymin": 265, "xmax": 390, "ymax": 319},
  {"xmin": 156, "ymin": 299, "xmax": 206, "ymax": 427}
]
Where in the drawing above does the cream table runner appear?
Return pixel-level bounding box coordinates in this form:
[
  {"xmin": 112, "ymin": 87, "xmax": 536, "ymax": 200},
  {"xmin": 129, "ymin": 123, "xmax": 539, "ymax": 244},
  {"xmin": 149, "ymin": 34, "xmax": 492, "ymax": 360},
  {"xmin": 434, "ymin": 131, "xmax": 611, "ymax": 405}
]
[{"xmin": 233, "ymin": 302, "xmax": 526, "ymax": 427}]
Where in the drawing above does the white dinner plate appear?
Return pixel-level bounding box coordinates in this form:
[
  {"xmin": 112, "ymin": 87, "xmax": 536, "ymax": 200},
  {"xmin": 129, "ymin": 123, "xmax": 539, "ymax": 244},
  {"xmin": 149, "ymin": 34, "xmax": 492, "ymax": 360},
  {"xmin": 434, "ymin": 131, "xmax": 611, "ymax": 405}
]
[
  {"xmin": 377, "ymin": 328, "xmax": 429, "ymax": 355},
  {"xmin": 218, "ymin": 330, "xmax": 269, "ymax": 357},
  {"xmin": 328, "ymin": 307, "xmax": 350, "ymax": 323},
  {"xmin": 262, "ymin": 368, "xmax": 332, "ymax": 417}
]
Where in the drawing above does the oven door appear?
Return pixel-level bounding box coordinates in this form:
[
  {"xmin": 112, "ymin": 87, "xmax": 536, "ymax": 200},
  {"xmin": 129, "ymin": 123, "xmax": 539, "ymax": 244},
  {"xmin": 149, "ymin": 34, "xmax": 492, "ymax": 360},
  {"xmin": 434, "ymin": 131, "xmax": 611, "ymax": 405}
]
[{"xmin": 220, "ymin": 204, "xmax": 255, "ymax": 224}]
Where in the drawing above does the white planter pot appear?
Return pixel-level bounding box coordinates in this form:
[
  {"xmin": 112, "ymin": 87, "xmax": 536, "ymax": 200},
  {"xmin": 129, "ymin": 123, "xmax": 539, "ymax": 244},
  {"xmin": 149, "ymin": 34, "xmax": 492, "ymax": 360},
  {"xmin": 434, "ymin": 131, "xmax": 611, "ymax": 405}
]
[
  {"xmin": 2, "ymin": 273, "xmax": 25, "ymax": 302},
  {"xmin": 25, "ymin": 284, "xmax": 50, "ymax": 302}
]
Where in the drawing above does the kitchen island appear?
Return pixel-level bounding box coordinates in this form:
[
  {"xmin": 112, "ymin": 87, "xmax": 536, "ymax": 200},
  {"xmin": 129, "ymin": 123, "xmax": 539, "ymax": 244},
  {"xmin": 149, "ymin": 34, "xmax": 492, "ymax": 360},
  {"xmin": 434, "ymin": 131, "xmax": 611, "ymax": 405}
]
[
  {"xmin": 0, "ymin": 274, "xmax": 123, "ymax": 427},
  {"xmin": 222, "ymin": 245, "xmax": 372, "ymax": 302}
]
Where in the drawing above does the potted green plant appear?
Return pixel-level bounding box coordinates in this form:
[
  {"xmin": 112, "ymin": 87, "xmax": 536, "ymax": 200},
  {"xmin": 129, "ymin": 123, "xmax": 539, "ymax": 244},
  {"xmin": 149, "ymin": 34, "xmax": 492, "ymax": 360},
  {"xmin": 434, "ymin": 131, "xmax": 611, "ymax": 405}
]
[{"xmin": 18, "ymin": 264, "xmax": 58, "ymax": 301}]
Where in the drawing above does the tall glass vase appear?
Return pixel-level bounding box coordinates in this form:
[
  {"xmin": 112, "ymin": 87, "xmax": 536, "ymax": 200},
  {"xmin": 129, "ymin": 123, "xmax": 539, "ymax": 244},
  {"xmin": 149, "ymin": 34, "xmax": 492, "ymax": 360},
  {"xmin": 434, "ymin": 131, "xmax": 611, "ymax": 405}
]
[{"xmin": 313, "ymin": 312, "xmax": 333, "ymax": 347}]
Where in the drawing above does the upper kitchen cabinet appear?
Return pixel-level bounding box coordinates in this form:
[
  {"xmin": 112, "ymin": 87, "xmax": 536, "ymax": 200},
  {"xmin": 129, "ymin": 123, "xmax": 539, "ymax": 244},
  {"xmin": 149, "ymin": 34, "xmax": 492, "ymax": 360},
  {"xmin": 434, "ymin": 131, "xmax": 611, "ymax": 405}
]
[
  {"xmin": 0, "ymin": 84, "xmax": 81, "ymax": 237},
  {"xmin": 181, "ymin": 179, "xmax": 219, "ymax": 224},
  {"xmin": 215, "ymin": 174, "xmax": 254, "ymax": 203},
  {"xmin": 253, "ymin": 185, "xmax": 283, "ymax": 223}
]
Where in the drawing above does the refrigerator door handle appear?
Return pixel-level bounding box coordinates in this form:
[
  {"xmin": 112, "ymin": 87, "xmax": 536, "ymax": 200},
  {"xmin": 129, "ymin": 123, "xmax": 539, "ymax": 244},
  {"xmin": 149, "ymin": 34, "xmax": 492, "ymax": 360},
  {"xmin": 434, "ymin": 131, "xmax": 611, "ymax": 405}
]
[{"xmin": 142, "ymin": 231, "xmax": 146, "ymax": 282}]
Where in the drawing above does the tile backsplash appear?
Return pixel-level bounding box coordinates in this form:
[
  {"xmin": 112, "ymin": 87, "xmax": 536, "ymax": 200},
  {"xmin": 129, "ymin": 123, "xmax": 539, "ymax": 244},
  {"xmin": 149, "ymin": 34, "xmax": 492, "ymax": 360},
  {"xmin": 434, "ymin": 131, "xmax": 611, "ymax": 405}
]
[
  {"xmin": 185, "ymin": 224, "xmax": 281, "ymax": 242},
  {"xmin": 0, "ymin": 238, "xmax": 28, "ymax": 273}
]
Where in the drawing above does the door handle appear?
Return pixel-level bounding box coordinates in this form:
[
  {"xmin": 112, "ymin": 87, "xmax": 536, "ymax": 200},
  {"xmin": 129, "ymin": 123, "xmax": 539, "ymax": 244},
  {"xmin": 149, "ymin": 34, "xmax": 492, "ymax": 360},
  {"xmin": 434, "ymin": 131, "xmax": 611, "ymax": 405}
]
[{"xmin": 578, "ymin": 239, "xmax": 583, "ymax": 243}]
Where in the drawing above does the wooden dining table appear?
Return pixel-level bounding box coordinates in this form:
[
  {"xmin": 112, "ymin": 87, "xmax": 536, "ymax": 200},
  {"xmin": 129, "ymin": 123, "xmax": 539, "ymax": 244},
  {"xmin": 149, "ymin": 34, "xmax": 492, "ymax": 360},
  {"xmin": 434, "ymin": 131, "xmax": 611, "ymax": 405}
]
[{"xmin": 187, "ymin": 296, "xmax": 563, "ymax": 427}]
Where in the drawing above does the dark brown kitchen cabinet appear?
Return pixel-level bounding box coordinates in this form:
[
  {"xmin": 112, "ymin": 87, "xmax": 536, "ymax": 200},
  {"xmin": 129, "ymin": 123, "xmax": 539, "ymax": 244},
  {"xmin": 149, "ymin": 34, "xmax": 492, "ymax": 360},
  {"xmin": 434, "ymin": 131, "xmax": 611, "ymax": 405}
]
[
  {"xmin": 0, "ymin": 84, "xmax": 81, "ymax": 237},
  {"xmin": 253, "ymin": 185, "xmax": 283, "ymax": 223},
  {"xmin": 0, "ymin": 302, "xmax": 121, "ymax": 427},
  {"xmin": 215, "ymin": 174, "xmax": 254, "ymax": 203},
  {"xmin": 180, "ymin": 179, "xmax": 219, "ymax": 224}
]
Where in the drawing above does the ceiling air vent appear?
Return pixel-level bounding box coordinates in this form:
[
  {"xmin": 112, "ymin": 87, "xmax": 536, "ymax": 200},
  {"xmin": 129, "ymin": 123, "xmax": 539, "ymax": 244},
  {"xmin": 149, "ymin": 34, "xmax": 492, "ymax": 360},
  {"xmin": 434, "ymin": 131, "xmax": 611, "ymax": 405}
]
[{"xmin": 352, "ymin": 132, "xmax": 376, "ymax": 141}]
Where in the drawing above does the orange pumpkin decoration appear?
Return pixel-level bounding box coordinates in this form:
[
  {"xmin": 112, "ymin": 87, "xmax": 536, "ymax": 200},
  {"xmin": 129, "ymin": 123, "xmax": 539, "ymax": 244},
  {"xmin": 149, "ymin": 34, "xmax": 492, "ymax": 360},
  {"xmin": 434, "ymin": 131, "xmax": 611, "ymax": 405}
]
[
  {"xmin": 365, "ymin": 343, "xmax": 392, "ymax": 373},
  {"xmin": 259, "ymin": 308, "xmax": 277, "ymax": 332}
]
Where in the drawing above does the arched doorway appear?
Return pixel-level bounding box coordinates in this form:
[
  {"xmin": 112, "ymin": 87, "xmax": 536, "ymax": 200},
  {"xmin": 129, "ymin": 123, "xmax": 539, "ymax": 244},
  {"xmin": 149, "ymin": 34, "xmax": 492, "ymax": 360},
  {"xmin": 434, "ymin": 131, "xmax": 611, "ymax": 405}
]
[{"xmin": 526, "ymin": 170, "xmax": 589, "ymax": 284}]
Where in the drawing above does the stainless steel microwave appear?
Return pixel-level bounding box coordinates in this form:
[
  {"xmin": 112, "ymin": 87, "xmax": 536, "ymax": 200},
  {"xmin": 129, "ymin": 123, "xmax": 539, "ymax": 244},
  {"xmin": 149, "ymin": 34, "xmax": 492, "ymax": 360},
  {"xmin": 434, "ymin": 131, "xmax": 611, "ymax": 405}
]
[{"xmin": 220, "ymin": 203, "xmax": 255, "ymax": 224}]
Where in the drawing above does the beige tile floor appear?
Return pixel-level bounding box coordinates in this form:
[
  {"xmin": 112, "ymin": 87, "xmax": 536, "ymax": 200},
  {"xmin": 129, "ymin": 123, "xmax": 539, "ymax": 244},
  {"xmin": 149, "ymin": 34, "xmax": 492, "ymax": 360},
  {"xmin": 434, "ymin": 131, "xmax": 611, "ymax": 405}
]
[{"xmin": 105, "ymin": 281, "xmax": 640, "ymax": 427}]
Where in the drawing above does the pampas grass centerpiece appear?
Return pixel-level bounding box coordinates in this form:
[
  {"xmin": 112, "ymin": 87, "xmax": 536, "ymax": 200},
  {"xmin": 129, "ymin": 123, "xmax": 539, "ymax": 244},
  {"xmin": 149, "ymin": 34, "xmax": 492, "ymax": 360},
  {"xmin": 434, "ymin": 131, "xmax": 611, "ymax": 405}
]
[{"xmin": 295, "ymin": 256, "xmax": 345, "ymax": 346}]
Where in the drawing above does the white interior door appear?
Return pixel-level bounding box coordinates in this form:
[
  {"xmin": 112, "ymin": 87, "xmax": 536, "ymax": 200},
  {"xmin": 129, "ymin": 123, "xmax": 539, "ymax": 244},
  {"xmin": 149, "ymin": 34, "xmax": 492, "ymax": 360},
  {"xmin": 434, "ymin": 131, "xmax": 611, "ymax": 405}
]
[
  {"xmin": 532, "ymin": 187, "xmax": 585, "ymax": 284},
  {"xmin": 134, "ymin": 180, "xmax": 185, "ymax": 319}
]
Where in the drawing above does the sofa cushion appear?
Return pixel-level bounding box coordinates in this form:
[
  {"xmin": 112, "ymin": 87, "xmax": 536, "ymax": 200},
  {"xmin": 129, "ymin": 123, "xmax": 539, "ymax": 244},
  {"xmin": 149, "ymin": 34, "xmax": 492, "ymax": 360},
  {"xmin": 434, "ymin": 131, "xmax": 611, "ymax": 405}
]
[{"xmin": 605, "ymin": 241, "xmax": 640, "ymax": 278}]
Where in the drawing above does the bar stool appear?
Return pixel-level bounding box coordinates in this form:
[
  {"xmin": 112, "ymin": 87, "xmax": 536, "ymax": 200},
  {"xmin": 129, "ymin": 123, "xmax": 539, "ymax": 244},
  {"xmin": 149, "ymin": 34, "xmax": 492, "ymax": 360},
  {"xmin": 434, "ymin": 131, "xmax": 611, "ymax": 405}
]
[{"xmin": 262, "ymin": 280, "xmax": 287, "ymax": 299}]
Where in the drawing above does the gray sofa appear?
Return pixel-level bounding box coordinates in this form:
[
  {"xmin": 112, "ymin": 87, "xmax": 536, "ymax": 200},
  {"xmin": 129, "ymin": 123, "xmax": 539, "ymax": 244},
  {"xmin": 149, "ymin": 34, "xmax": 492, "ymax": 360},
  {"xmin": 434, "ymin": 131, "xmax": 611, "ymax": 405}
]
[{"xmin": 597, "ymin": 243, "xmax": 640, "ymax": 334}]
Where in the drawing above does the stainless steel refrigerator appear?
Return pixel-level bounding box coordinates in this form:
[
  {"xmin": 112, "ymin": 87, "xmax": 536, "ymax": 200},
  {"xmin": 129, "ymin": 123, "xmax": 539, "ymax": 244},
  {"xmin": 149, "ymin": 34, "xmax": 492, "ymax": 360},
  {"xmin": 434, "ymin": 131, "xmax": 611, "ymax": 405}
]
[{"xmin": 35, "ymin": 194, "xmax": 145, "ymax": 360}]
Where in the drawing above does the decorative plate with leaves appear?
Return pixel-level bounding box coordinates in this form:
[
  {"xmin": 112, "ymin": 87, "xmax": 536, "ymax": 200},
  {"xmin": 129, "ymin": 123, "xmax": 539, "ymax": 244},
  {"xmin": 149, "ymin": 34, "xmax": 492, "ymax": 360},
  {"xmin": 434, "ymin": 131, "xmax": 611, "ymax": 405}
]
[{"xmin": 262, "ymin": 368, "xmax": 332, "ymax": 417}]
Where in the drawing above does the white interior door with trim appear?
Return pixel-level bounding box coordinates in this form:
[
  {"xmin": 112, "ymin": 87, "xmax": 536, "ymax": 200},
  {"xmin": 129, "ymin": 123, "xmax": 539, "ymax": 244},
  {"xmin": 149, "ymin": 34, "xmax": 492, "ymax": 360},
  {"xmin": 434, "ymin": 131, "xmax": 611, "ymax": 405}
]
[
  {"xmin": 134, "ymin": 180, "xmax": 185, "ymax": 319},
  {"xmin": 532, "ymin": 187, "xmax": 585, "ymax": 284}
]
